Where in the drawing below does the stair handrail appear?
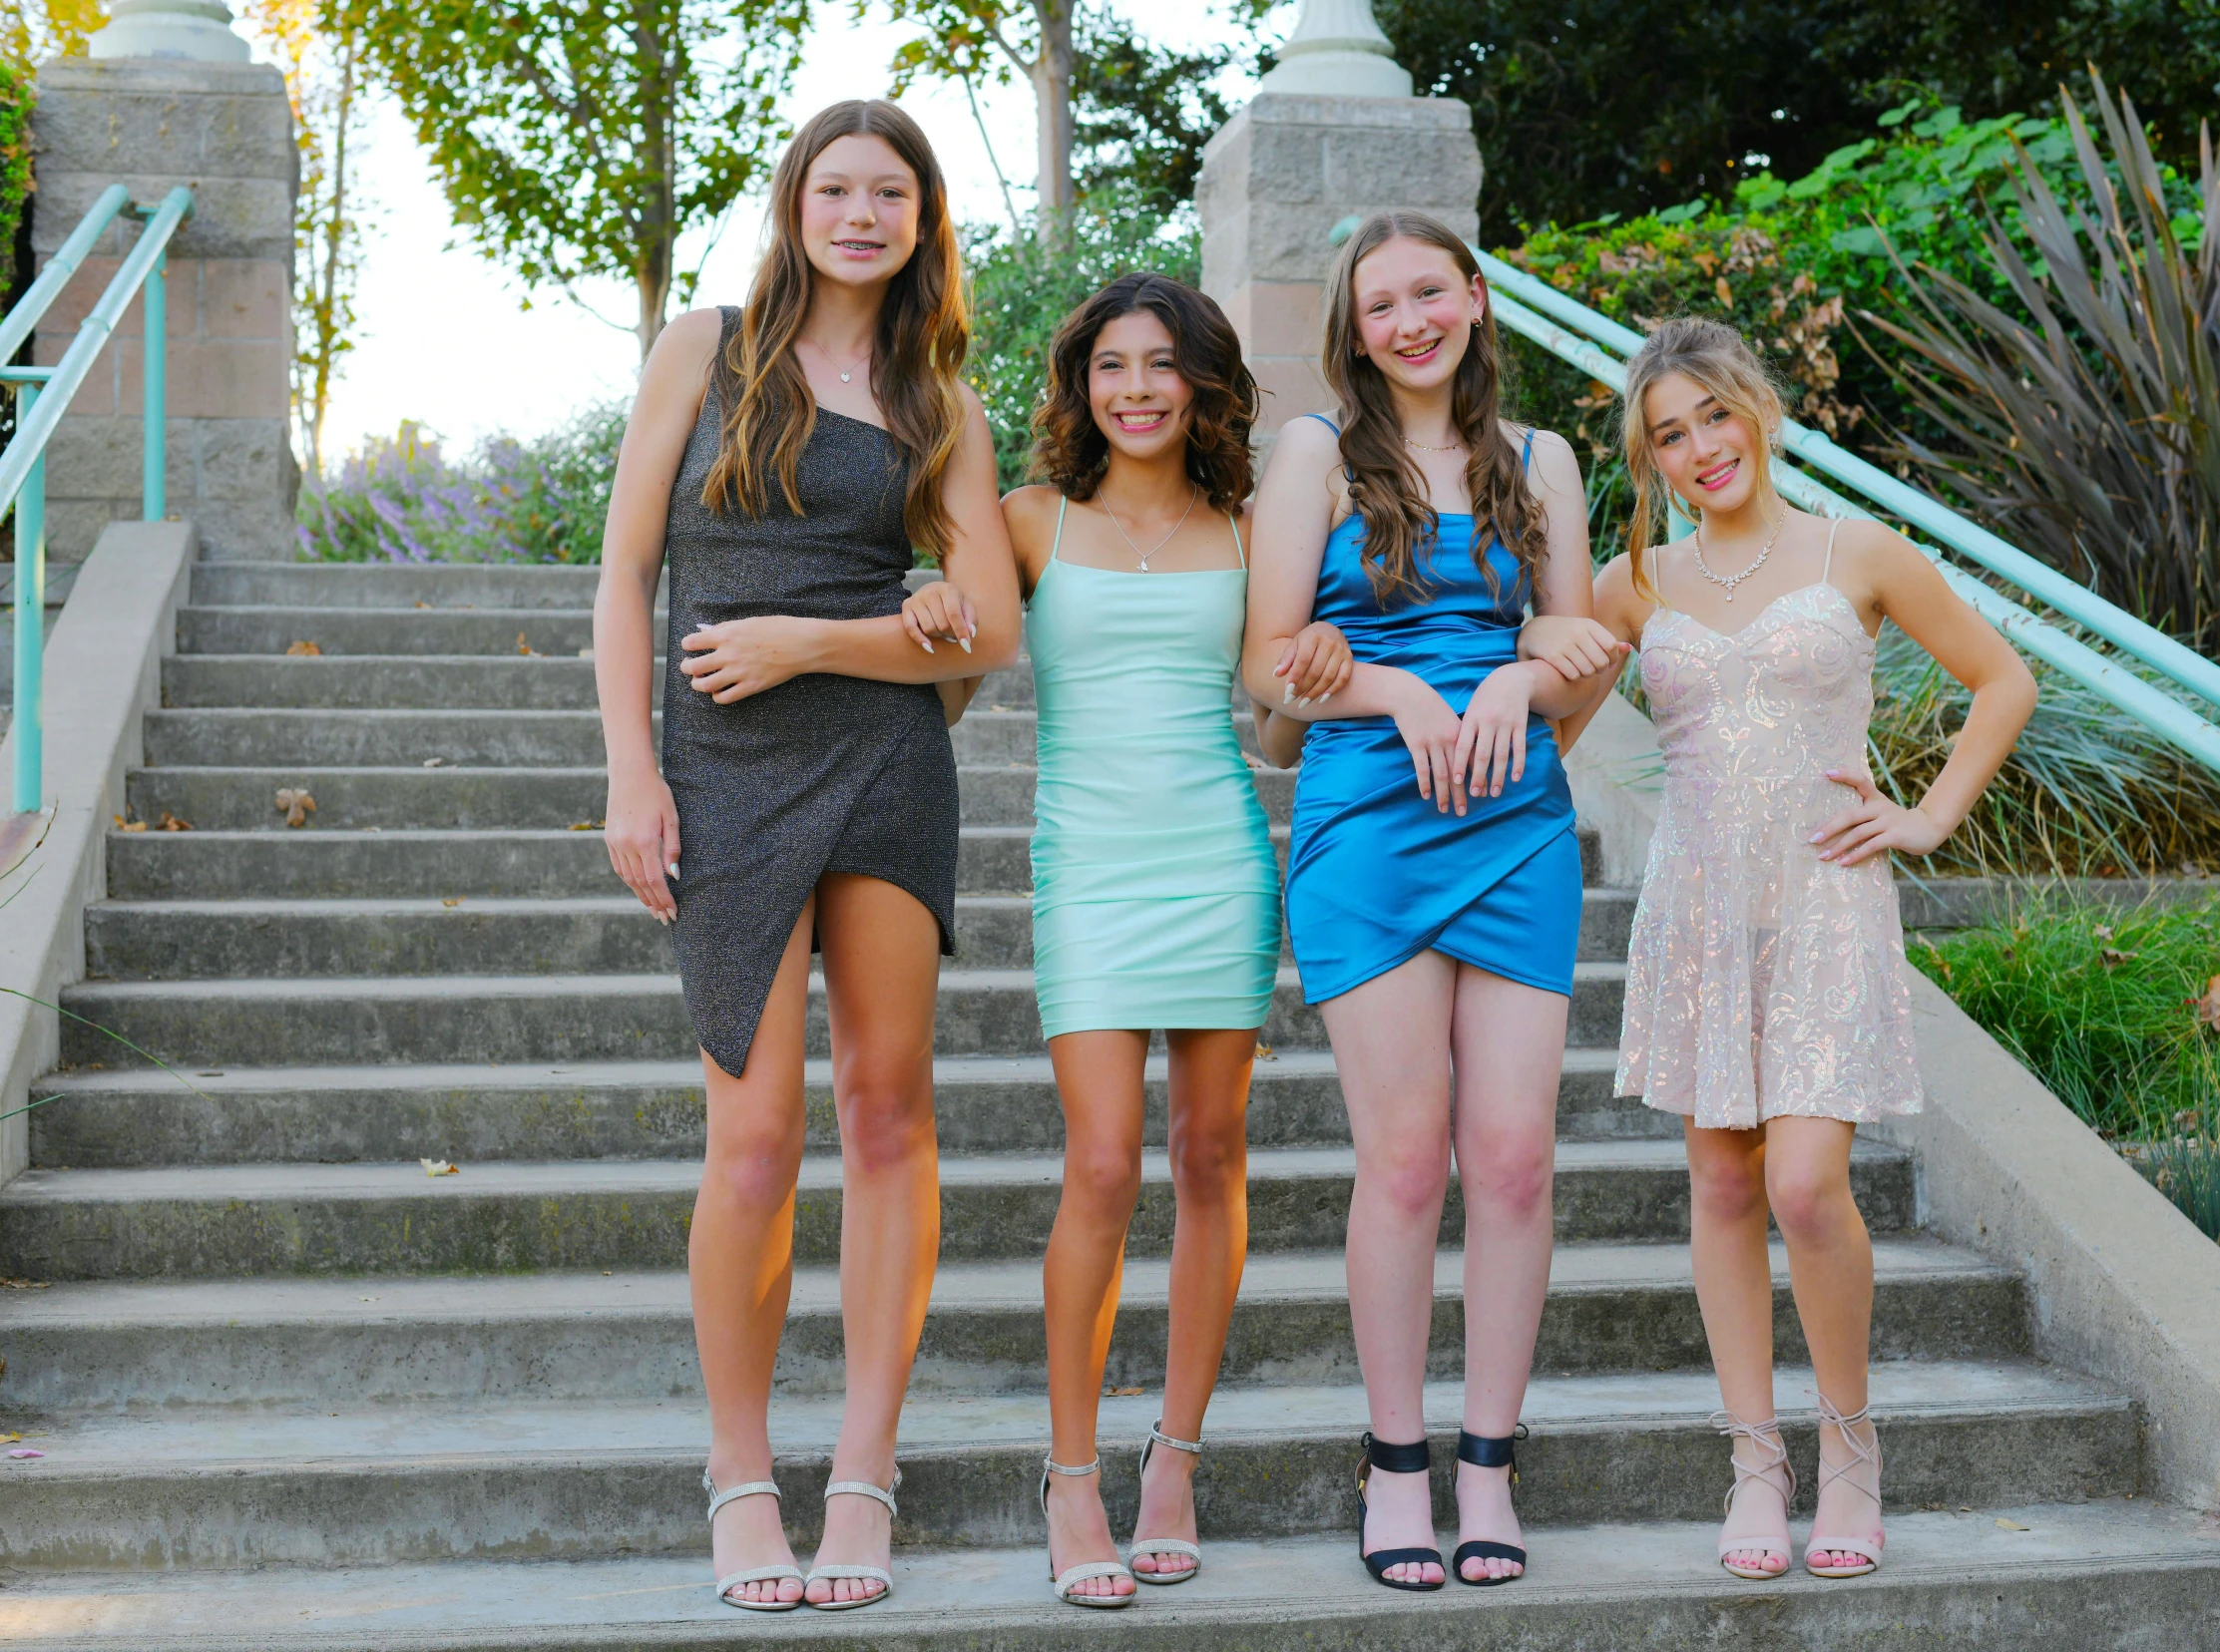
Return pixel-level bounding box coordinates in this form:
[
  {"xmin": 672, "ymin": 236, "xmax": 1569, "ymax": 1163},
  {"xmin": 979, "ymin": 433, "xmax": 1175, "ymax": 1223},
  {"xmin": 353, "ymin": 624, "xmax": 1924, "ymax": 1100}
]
[
  {"xmin": 1468, "ymin": 246, "xmax": 2220, "ymax": 718},
  {"xmin": 2, "ymin": 185, "xmax": 193, "ymax": 815}
]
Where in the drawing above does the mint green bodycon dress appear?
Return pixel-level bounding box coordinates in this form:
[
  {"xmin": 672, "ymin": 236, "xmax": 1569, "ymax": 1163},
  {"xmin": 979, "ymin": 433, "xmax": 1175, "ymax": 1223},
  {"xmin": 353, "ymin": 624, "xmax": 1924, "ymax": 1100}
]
[{"xmin": 1026, "ymin": 499, "xmax": 1281, "ymax": 1038}]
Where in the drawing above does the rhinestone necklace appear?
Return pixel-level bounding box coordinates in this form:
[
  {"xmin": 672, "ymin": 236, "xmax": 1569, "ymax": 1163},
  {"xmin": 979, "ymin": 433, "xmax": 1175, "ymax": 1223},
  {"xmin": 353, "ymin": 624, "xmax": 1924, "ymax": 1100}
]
[
  {"xmin": 1100, "ymin": 483, "xmax": 1200, "ymax": 572},
  {"xmin": 1694, "ymin": 508, "xmax": 1785, "ymax": 602},
  {"xmin": 1402, "ymin": 433, "xmax": 1465, "ymax": 454}
]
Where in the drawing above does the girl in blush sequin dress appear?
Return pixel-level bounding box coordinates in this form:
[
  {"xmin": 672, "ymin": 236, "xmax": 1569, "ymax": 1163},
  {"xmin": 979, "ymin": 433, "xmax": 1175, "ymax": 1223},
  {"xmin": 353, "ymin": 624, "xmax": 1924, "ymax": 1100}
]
[{"xmin": 1524, "ymin": 319, "xmax": 2033, "ymax": 1587}]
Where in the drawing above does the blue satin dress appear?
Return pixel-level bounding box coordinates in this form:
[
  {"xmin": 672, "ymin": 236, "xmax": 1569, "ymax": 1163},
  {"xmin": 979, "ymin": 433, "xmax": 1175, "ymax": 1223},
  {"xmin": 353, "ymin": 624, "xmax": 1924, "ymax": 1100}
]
[{"xmin": 1284, "ymin": 426, "xmax": 1581, "ymax": 1005}]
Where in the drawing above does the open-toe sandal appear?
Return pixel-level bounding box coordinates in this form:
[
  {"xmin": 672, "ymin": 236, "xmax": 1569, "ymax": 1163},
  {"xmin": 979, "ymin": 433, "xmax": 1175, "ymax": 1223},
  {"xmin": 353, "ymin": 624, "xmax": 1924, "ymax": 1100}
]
[
  {"xmin": 1806, "ymin": 1396, "xmax": 1885, "ymax": 1578},
  {"xmin": 703, "ymin": 1470, "xmax": 803, "ymax": 1611},
  {"xmin": 1452, "ymin": 1427, "xmax": 1529, "ymax": 1586},
  {"xmin": 1128, "ymin": 1422, "xmax": 1203, "ymax": 1585},
  {"xmin": 803, "ymin": 1469, "xmax": 899, "ymax": 1610},
  {"xmin": 1042, "ymin": 1455, "xmax": 1136, "ymax": 1608},
  {"xmin": 1356, "ymin": 1433, "xmax": 1444, "ymax": 1591},
  {"xmin": 1710, "ymin": 1411, "xmax": 1796, "ymax": 1580}
]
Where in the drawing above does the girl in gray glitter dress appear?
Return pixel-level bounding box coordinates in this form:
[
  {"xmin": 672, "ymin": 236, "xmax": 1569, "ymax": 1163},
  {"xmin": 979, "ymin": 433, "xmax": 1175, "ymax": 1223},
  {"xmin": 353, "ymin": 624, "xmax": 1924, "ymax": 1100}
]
[{"xmin": 592, "ymin": 101, "xmax": 1020, "ymax": 1614}]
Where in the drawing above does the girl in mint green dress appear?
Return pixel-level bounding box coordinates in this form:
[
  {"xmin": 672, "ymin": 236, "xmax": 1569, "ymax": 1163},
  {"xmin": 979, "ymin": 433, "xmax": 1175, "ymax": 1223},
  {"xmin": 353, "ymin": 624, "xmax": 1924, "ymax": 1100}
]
[{"xmin": 905, "ymin": 273, "xmax": 1349, "ymax": 1611}]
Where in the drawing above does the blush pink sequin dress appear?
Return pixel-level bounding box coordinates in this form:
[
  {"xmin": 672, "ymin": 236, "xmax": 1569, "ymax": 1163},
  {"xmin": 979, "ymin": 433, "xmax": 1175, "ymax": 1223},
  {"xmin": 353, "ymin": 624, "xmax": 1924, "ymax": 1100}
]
[{"xmin": 1616, "ymin": 530, "xmax": 1923, "ymax": 1131}]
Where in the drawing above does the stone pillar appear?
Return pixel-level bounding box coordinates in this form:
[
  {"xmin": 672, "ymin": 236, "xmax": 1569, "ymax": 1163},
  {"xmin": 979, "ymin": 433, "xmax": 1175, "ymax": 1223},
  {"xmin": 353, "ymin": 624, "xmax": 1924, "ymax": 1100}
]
[
  {"xmin": 30, "ymin": 12, "xmax": 297, "ymax": 564},
  {"xmin": 1197, "ymin": 0, "xmax": 1483, "ymax": 441}
]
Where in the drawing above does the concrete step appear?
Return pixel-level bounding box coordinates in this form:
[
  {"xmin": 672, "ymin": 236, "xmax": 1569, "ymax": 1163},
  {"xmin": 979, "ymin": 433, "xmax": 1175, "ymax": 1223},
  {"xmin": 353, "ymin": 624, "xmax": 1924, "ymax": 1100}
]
[
  {"xmin": 105, "ymin": 825, "xmax": 1049, "ymax": 897},
  {"xmin": 121, "ymin": 761, "xmax": 1296, "ymax": 831},
  {"xmin": 178, "ymin": 605, "xmax": 611, "ymax": 657},
  {"xmin": 191, "ymin": 562, "xmax": 612, "ymax": 609},
  {"xmin": 0, "ymin": 1239, "xmax": 2021, "ymax": 1411},
  {"xmin": 1, "ymin": 1501, "xmax": 2209, "ymax": 1650},
  {"xmin": 0, "ymin": 1141, "xmax": 1916, "ymax": 1280},
  {"xmin": 142, "ymin": 706, "xmax": 1072, "ymax": 767},
  {"xmin": 55, "ymin": 965, "xmax": 1631, "ymax": 1068},
  {"xmin": 82, "ymin": 890, "xmax": 1640, "ymax": 980},
  {"xmin": 26, "ymin": 1048, "xmax": 1670, "ymax": 1170},
  {"xmin": 0, "ymin": 1366, "xmax": 2134, "ymax": 1570},
  {"xmin": 162, "ymin": 652, "xmax": 1040, "ymax": 711}
]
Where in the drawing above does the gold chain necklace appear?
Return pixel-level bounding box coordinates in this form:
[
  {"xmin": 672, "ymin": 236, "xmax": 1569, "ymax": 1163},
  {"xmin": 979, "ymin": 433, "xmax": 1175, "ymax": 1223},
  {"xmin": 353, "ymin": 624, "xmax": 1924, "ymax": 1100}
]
[{"xmin": 1100, "ymin": 484, "xmax": 1200, "ymax": 572}]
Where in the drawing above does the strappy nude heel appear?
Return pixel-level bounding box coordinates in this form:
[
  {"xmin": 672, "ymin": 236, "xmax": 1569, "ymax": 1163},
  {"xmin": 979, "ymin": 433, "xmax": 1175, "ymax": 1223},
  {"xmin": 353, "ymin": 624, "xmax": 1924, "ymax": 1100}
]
[
  {"xmin": 1709, "ymin": 1412, "xmax": 1796, "ymax": 1580},
  {"xmin": 702, "ymin": 1470, "xmax": 803, "ymax": 1611},
  {"xmin": 1806, "ymin": 1396, "xmax": 1885, "ymax": 1577},
  {"xmin": 1041, "ymin": 1455, "xmax": 1136, "ymax": 1608},
  {"xmin": 1128, "ymin": 1422, "xmax": 1203, "ymax": 1584},
  {"xmin": 803, "ymin": 1468, "xmax": 900, "ymax": 1610}
]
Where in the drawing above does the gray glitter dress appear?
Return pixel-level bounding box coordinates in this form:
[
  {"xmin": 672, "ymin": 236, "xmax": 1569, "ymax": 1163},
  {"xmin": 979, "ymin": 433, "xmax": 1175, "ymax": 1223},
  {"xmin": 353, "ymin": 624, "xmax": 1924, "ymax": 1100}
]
[{"xmin": 661, "ymin": 307, "xmax": 958, "ymax": 1077}]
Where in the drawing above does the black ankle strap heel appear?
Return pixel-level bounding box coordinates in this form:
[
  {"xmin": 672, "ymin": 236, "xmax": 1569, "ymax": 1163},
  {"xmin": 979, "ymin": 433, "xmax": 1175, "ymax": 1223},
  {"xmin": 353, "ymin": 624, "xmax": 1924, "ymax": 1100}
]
[
  {"xmin": 1355, "ymin": 1432, "xmax": 1444, "ymax": 1591},
  {"xmin": 1453, "ymin": 1427, "xmax": 1529, "ymax": 1586}
]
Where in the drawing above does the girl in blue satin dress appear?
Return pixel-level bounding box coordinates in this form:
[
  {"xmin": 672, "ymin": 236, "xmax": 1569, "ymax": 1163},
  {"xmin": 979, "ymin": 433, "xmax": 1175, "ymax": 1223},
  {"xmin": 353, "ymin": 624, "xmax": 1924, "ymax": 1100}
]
[{"xmin": 1243, "ymin": 212, "xmax": 1613, "ymax": 1595}]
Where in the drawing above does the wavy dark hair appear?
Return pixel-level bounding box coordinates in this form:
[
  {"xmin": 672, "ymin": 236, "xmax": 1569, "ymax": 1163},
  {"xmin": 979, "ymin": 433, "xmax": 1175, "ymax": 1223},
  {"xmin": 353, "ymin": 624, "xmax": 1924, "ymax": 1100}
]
[
  {"xmin": 702, "ymin": 100, "xmax": 969, "ymax": 560},
  {"xmin": 1030, "ymin": 272, "xmax": 1257, "ymax": 511},
  {"xmin": 1322, "ymin": 211, "xmax": 1547, "ymax": 606}
]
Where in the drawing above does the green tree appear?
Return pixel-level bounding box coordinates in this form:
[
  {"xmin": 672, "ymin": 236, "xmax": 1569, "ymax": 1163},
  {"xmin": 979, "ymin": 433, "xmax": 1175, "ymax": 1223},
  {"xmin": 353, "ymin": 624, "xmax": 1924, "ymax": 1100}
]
[
  {"xmin": 331, "ymin": 0, "xmax": 807, "ymax": 359},
  {"xmin": 1371, "ymin": 0, "xmax": 2220, "ymax": 245},
  {"xmin": 878, "ymin": 1, "xmax": 1077, "ymax": 227},
  {"xmin": 1070, "ymin": 8, "xmax": 1237, "ymax": 212}
]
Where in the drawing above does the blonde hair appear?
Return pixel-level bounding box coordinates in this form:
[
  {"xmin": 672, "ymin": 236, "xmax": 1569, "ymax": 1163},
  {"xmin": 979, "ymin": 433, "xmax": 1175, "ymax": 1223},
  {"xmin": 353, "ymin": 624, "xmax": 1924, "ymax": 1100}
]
[
  {"xmin": 1322, "ymin": 212, "xmax": 1546, "ymax": 608},
  {"xmin": 1618, "ymin": 318, "xmax": 1786, "ymax": 602}
]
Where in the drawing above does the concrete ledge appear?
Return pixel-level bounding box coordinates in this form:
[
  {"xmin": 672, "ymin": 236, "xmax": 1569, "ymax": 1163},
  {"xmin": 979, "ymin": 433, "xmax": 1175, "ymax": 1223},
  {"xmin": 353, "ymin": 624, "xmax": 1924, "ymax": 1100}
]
[
  {"xmin": 0, "ymin": 521, "xmax": 199, "ymax": 1184},
  {"xmin": 1878, "ymin": 977, "xmax": 2220, "ymax": 1511}
]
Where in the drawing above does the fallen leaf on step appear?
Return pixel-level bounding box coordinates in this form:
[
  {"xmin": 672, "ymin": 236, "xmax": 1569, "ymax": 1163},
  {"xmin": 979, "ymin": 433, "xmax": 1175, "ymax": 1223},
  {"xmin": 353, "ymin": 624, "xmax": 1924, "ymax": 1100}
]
[
  {"xmin": 2192, "ymin": 976, "xmax": 2220, "ymax": 1031},
  {"xmin": 7, "ymin": 1448, "xmax": 44, "ymax": 1459},
  {"xmin": 0, "ymin": 1432, "xmax": 18, "ymax": 1445},
  {"xmin": 285, "ymin": 639, "xmax": 322, "ymax": 656},
  {"xmin": 114, "ymin": 814, "xmax": 147, "ymax": 833},
  {"xmin": 419, "ymin": 1158, "xmax": 460, "ymax": 1176},
  {"xmin": 274, "ymin": 789, "xmax": 315, "ymax": 828},
  {"xmin": 1106, "ymin": 1386, "xmax": 1144, "ymax": 1397},
  {"xmin": 441, "ymin": 897, "xmax": 463, "ymax": 909},
  {"xmin": 414, "ymin": 601, "xmax": 431, "ymax": 610},
  {"xmin": 422, "ymin": 757, "xmax": 445, "ymax": 768},
  {"xmin": 1995, "ymin": 1517, "xmax": 2030, "ymax": 1531},
  {"xmin": 1254, "ymin": 1043, "xmax": 1275, "ymax": 1061},
  {"xmin": 578, "ymin": 646, "xmax": 594, "ymax": 659},
  {"xmin": 517, "ymin": 631, "xmax": 538, "ymax": 656},
  {"xmin": 157, "ymin": 811, "xmax": 192, "ymax": 832},
  {"xmin": 568, "ymin": 821, "xmax": 597, "ymax": 831},
  {"xmin": 0, "ymin": 1279, "xmax": 48, "ymax": 1291}
]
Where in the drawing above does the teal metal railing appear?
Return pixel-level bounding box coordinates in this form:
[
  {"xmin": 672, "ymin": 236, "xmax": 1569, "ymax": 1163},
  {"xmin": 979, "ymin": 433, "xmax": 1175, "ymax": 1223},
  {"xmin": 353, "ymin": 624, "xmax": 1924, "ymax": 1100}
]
[
  {"xmin": 1453, "ymin": 243, "xmax": 2220, "ymax": 775},
  {"xmin": 1, "ymin": 185, "xmax": 193, "ymax": 814}
]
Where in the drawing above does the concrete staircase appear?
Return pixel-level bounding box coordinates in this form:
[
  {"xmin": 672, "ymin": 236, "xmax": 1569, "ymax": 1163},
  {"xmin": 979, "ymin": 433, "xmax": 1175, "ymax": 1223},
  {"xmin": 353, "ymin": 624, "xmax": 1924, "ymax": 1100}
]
[{"xmin": 0, "ymin": 560, "xmax": 2214, "ymax": 1648}]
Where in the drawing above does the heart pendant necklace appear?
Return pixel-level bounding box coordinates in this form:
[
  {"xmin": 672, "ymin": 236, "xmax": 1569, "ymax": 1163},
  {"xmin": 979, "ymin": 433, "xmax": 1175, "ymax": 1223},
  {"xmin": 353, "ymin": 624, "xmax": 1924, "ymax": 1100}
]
[{"xmin": 803, "ymin": 336, "xmax": 870, "ymax": 385}]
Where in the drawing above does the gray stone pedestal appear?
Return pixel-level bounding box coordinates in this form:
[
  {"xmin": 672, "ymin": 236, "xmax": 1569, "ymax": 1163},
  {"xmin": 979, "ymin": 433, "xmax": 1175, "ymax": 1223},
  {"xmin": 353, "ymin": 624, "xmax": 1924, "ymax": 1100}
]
[
  {"xmin": 1198, "ymin": 95, "xmax": 1483, "ymax": 440},
  {"xmin": 30, "ymin": 57, "xmax": 298, "ymax": 562}
]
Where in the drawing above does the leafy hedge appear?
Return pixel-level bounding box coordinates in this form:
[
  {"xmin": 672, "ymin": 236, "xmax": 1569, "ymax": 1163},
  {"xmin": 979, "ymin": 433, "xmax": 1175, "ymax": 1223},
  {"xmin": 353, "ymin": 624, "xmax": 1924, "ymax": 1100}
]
[
  {"xmin": 1497, "ymin": 98, "xmax": 2207, "ymax": 548},
  {"xmin": 0, "ymin": 54, "xmax": 31, "ymax": 474}
]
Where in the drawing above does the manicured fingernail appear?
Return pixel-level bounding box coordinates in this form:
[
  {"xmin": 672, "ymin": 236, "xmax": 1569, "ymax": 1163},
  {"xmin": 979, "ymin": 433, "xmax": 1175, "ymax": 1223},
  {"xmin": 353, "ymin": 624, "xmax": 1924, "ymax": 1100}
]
[
  {"xmin": 1283, "ymin": 684, "xmax": 1295, "ymax": 703},
  {"xmin": 958, "ymin": 636, "xmax": 972, "ymax": 653},
  {"xmin": 1319, "ymin": 691, "xmax": 1332, "ymax": 704},
  {"xmin": 667, "ymin": 864, "xmax": 679, "ymax": 877},
  {"xmin": 920, "ymin": 637, "xmax": 934, "ymax": 652},
  {"xmin": 1298, "ymin": 696, "xmax": 1312, "ymax": 707},
  {"xmin": 1809, "ymin": 832, "xmax": 1824, "ymax": 844}
]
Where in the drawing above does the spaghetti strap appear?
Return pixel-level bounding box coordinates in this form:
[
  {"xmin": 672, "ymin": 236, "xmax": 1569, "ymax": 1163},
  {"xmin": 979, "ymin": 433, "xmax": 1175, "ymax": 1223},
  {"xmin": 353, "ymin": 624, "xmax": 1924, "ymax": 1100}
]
[
  {"xmin": 1821, "ymin": 516, "xmax": 1842, "ymax": 586},
  {"xmin": 1519, "ymin": 427, "xmax": 1535, "ymax": 470},
  {"xmin": 1229, "ymin": 512, "xmax": 1246, "ymax": 571},
  {"xmin": 1051, "ymin": 495, "xmax": 1069, "ymax": 564},
  {"xmin": 1303, "ymin": 412, "xmax": 1342, "ymax": 436}
]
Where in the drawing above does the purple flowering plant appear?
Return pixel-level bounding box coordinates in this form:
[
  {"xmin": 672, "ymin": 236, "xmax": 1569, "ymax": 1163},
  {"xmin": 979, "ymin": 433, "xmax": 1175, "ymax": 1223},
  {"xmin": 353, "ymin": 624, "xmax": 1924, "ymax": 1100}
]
[{"xmin": 297, "ymin": 402, "xmax": 628, "ymax": 564}]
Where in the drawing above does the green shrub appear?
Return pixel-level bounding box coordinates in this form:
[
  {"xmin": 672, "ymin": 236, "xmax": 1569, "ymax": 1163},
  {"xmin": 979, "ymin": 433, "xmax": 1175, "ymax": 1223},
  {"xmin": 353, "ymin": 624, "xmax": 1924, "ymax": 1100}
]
[
  {"xmin": 1911, "ymin": 893, "xmax": 2220, "ymax": 1239},
  {"xmin": 965, "ymin": 188, "xmax": 1200, "ymax": 492},
  {"xmin": 1498, "ymin": 97, "xmax": 2207, "ymax": 539},
  {"xmin": 0, "ymin": 54, "xmax": 30, "ymax": 475},
  {"xmin": 297, "ymin": 404, "xmax": 626, "ymax": 564}
]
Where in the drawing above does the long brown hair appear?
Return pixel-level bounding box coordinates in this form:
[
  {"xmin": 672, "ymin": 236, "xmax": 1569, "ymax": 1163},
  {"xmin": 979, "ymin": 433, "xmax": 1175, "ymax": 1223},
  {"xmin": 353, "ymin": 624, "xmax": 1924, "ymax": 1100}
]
[
  {"xmin": 1617, "ymin": 317, "xmax": 1786, "ymax": 602},
  {"xmin": 1322, "ymin": 211, "xmax": 1546, "ymax": 607},
  {"xmin": 1031, "ymin": 272, "xmax": 1258, "ymax": 511},
  {"xmin": 702, "ymin": 100, "xmax": 969, "ymax": 560}
]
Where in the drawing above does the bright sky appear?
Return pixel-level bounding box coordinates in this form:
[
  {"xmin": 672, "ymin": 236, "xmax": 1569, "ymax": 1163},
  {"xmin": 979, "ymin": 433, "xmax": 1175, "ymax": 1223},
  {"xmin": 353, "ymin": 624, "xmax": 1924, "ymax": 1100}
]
[{"xmin": 264, "ymin": 3, "xmax": 1284, "ymax": 464}]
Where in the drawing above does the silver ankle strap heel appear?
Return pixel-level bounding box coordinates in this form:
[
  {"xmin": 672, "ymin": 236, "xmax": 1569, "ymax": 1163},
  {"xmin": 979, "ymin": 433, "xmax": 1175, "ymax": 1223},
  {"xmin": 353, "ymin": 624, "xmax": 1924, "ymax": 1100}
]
[
  {"xmin": 1128, "ymin": 1422, "xmax": 1204, "ymax": 1584},
  {"xmin": 1041, "ymin": 1455, "xmax": 1136, "ymax": 1608},
  {"xmin": 803, "ymin": 1468, "xmax": 900, "ymax": 1610},
  {"xmin": 703, "ymin": 1470, "xmax": 803, "ymax": 1611}
]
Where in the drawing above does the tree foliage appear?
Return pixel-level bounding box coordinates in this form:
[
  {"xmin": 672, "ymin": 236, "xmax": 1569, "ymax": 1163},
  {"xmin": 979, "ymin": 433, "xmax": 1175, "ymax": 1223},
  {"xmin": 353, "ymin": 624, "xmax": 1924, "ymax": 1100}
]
[
  {"xmin": 1070, "ymin": 7, "xmax": 1237, "ymax": 213},
  {"xmin": 878, "ymin": 0, "xmax": 1077, "ymax": 226},
  {"xmin": 1371, "ymin": 0, "xmax": 2220, "ymax": 247},
  {"xmin": 330, "ymin": 0, "xmax": 806, "ymax": 358}
]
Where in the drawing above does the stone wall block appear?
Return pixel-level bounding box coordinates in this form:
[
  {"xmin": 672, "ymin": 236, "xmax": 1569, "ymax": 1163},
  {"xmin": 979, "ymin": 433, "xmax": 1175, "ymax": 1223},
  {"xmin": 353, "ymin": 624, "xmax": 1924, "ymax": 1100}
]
[
  {"xmin": 1243, "ymin": 281, "xmax": 1325, "ymax": 358},
  {"xmin": 1323, "ymin": 134, "xmax": 1483, "ymax": 216},
  {"xmin": 187, "ymin": 418, "xmax": 295, "ymax": 503},
  {"xmin": 1250, "ymin": 356, "xmax": 1334, "ymax": 423},
  {"xmin": 198, "ymin": 260, "xmax": 288, "ymax": 339},
  {"xmin": 1240, "ymin": 126, "xmax": 1328, "ymax": 205}
]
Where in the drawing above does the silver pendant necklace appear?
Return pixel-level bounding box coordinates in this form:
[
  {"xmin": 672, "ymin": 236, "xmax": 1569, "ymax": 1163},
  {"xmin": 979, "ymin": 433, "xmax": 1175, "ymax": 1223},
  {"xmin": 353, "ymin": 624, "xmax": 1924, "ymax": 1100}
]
[
  {"xmin": 1101, "ymin": 483, "xmax": 1200, "ymax": 572},
  {"xmin": 802, "ymin": 336, "xmax": 870, "ymax": 384},
  {"xmin": 1694, "ymin": 508, "xmax": 1785, "ymax": 602}
]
